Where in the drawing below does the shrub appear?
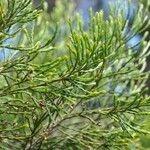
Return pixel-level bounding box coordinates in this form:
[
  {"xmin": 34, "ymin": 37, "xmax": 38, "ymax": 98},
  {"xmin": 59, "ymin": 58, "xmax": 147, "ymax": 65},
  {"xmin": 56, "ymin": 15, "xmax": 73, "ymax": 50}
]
[{"xmin": 0, "ymin": 0, "xmax": 150, "ymax": 149}]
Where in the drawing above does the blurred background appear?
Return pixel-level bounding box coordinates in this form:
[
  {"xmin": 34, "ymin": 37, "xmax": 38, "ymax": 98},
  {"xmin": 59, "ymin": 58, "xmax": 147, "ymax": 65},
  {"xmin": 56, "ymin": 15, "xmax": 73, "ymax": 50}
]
[{"xmin": 33, "ymin": 0, "xmax": 147, "ymax": 53}]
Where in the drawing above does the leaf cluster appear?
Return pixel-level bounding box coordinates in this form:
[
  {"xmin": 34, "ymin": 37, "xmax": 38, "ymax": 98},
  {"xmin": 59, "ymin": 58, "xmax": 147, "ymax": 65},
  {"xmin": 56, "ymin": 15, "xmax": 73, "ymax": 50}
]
[{"xmin": 0, "ymin": 0, "xmax": 150, "ymax": 149}]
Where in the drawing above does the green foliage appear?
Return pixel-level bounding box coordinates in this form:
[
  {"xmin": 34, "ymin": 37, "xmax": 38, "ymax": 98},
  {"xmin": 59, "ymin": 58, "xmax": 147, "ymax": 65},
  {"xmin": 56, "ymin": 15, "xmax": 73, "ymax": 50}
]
[{"xmin": 0, "ymin": 0, "xmax": 150, "ymax": 149}]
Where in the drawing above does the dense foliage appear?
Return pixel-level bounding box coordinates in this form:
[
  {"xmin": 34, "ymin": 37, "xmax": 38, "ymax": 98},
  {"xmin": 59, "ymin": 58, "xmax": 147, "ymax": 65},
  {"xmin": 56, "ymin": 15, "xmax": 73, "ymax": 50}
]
[{"xmin": 0, "ymin": 0, "xmax": 150, "ymax": 149}]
